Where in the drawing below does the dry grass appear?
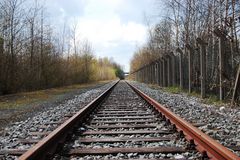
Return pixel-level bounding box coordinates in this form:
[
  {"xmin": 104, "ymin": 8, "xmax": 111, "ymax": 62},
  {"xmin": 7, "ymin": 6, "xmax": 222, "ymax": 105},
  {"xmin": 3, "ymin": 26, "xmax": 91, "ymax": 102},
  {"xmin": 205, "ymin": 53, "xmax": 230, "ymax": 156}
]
[
  {"xmin": 201, "ymin": 95, "xmax": 226, "ymax": 106},
  {"xmin": 0, "ymin": 81, "xmax": 110, "ymax": 109},
  {"xmin": 146, "ymin": 83, "xmax": 228, "ymax": 107}
]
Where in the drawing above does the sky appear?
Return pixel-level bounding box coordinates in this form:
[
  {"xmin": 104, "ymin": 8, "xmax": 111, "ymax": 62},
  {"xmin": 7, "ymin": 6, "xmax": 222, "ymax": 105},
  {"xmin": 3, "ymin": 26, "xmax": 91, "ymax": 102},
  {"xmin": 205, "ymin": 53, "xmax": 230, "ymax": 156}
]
[{"xmin": 46, "ymin": 0, "xmax": 160, "ymax": 71}]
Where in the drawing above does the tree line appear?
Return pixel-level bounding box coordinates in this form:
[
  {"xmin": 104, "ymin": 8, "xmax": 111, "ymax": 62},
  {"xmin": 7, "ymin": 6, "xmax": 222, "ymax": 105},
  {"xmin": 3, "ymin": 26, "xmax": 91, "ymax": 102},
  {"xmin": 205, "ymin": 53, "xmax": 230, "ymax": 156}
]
[
  {"xmin": 0, "ymin": 0, "xmax": 123, "ymax": 95},
  {"xmin": 130, "ymin": 0, "xmax": 240, "ymax": 103}
]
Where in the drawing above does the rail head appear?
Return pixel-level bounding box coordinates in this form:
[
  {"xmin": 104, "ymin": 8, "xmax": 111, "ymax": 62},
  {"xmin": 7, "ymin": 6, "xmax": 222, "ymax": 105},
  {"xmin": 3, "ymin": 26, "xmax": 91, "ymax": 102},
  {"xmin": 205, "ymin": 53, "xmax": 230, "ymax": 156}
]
[
  {"xmin": 127, "ymin": 82, "xmax": 240, "ymax": 160},
  {"xmin": 19, "ymin": 80, "xmax": 119, "ymax": 160}
]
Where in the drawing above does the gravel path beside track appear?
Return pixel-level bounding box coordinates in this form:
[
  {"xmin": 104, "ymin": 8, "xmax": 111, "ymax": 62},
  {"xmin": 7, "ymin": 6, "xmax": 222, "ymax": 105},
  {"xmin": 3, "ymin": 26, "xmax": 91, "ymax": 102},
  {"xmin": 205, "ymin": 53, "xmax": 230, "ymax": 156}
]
[{"xmin": 0, "ymin": 82, "xmax": 109, "ymax": 132}]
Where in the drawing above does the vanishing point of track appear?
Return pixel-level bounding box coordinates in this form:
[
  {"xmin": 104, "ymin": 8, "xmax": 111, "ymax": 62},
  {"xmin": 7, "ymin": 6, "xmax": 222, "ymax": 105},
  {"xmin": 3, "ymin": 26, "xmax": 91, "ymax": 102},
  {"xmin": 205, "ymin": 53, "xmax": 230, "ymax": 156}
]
[{"xmin": 9, "ymin": 81, "xmax": 240, "ymax": 159}]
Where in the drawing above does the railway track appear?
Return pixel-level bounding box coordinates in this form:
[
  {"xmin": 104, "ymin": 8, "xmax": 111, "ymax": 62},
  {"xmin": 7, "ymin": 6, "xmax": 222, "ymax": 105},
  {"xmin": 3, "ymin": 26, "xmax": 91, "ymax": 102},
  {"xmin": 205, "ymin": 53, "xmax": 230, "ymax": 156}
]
[{"xmin": 1, "ymin": 81, "xmax": 239, "ymax": 160}]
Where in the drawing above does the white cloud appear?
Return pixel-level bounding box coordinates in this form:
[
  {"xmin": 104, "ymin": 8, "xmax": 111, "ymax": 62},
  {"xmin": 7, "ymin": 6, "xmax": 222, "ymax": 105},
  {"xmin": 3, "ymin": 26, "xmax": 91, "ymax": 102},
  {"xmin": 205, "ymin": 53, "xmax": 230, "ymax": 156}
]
[
  {"xmin": 75, "ymin": 17, "xmax": 146, "ymax": 46},
  {"xmin": 48, "ymin": 0, "xmax": 156, "ymax": 71},
  {"xmin": 70, "ymin": 0, "xmax": 147, "ymax": 71}
]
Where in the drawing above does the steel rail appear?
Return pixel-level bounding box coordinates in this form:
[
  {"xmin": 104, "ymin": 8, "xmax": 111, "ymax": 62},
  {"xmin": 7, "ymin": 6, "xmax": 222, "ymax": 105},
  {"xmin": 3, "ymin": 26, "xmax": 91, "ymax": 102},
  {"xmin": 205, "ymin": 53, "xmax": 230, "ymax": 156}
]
[
  {"xmin": 18, "ymin": 80, "xmax": 119, "ymax": 160},
  {"xmin": 127, "ymin": 82, "xmax": 240, "ymax": 160}
]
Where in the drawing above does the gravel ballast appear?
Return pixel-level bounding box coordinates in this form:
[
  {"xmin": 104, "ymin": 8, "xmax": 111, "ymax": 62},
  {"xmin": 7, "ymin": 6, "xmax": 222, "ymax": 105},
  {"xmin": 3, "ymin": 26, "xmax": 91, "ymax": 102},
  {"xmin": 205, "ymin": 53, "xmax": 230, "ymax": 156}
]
[
  {"xmin": 129, "ymin": 81, "xmax": 240, "ymax": 156},
  {"xmin": 1, "ymin": 80, "xmax": 238, "ymax": 159},
  {"xmin": 0, "ymin": 81, "xmax": 116, "ymax": 159},
  {"xmin": 53, "ymin": 81, "xmax": 201, "ymax": 160}
]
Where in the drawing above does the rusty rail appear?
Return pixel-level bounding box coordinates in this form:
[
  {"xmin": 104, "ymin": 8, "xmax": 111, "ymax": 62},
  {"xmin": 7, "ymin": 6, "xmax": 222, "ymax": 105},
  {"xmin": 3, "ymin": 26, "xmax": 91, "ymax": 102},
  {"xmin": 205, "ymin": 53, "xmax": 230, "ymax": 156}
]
[
  {"xmin": 127, "ymin": 82, "xmax": 240, "ymax": 160},
  {"xmin": 17, "ymin": 80, "xmax": 239, "ymax": 160},
  {"xmin": 18, "ymin": 80, "xmax": 119, "ymax": 160}
]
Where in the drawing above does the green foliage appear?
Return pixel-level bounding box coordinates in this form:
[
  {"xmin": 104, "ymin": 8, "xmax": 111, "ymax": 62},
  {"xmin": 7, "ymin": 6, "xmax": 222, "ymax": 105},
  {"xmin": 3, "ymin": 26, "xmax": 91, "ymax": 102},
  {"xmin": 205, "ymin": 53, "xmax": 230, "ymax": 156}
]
[
  {"xmin": 188, "ymin": 91, "xmax": 201, "ymax": 98},
  {"xmin": 164, "ymin": 86, "xmax": 226, "ymax": 106},
  {"xmin": 114, "ymin": 67, "xmax": 125, "ymax": 79},
  {"xmin": 202, "ymin": 95, "xmax": 225, "ymax": 106},
  {"xmin": 163, "ymin": 86, "xmax": 226, "ymax": 106},
  {"xmin": 163, "ymin": 86, "xmax": 181, "ymax": 94}
]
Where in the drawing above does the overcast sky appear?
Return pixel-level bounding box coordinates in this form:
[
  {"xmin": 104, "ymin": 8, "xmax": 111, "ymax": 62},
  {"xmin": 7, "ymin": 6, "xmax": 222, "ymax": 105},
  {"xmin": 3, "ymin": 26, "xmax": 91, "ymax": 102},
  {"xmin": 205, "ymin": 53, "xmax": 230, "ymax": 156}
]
[{"xmin": 46, "ymin": 0, "xmax": 160, "ymax": 71}]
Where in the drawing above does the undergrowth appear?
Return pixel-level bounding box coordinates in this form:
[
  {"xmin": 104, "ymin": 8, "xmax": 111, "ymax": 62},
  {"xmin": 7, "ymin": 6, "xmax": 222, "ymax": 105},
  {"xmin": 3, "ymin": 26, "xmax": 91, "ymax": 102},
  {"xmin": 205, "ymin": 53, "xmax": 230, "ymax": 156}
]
[
  {"xmin": 162, "ymin": 86, "xmax": 182, "ymax": 94},
  {"xmin": 148, "ymin": 83, "xmax": 228, "ymax": 106},
  {"xmin": 0, "ymin": 81, "xmax": 109, "ymax": 109}
]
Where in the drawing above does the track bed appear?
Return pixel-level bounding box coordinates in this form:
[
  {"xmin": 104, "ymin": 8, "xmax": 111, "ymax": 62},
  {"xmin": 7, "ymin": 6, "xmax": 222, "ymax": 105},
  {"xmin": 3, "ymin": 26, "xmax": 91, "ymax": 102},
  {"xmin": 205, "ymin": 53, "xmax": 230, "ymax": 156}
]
[
  {"xmin": 1, "ymin": 81, "xmax": 239, "ymax": 160},
  {"xmin": 52, "ymin": 82, "xmax": 200, "ymax": 159}
]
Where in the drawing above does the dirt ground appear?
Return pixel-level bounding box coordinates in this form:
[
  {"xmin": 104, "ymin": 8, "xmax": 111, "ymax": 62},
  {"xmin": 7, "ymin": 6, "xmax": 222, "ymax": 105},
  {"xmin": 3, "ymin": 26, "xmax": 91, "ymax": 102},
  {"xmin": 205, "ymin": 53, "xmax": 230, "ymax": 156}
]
[{"xmin": 0, "ymin": 81, "xmax": 109, "ymax": 134}]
